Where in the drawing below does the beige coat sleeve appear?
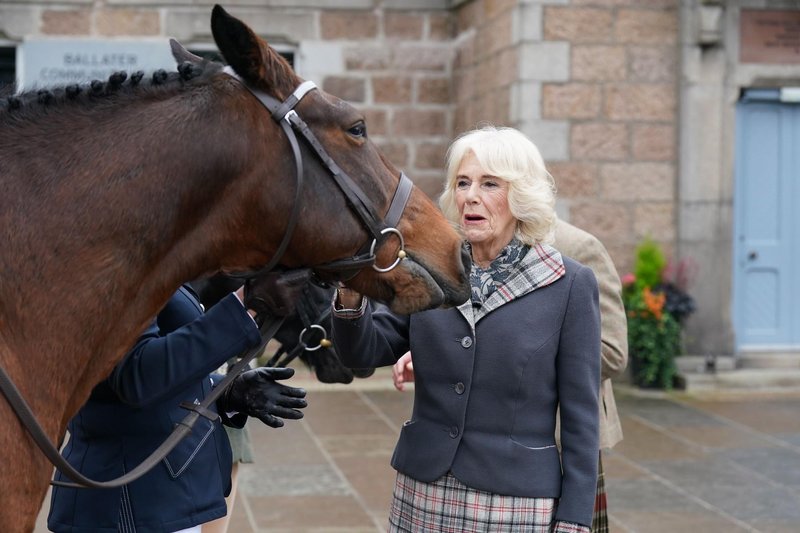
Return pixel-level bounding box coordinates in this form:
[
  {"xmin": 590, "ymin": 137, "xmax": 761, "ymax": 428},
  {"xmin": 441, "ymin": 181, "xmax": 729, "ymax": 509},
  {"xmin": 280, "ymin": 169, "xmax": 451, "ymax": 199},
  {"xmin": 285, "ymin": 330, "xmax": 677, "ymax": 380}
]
[{"xmin": 554, "ymin": 220, "xmax": 628, "ymax": 380}]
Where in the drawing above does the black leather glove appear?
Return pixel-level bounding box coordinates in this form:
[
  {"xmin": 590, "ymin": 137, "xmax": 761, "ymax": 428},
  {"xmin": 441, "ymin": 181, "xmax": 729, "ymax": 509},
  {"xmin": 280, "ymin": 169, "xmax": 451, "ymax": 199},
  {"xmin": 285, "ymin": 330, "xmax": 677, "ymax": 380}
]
[
  {"xmin": 221, "ymin": 367, "xmax": 307, "ymax": 428},
  {"xmin": 244, "ymin": 269, "xmax": 312, "ymax": 324}
]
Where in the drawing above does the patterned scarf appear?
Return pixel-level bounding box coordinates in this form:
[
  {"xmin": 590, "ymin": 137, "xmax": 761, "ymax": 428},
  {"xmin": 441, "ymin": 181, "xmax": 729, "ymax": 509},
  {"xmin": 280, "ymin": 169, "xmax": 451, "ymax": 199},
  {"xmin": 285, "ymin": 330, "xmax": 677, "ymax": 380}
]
[
  {"xmin": 459, "ymin": 240, "xmax": 566, "ymax": 326},
  {"xmin": 468, "ymin": 238, "xmax": 529, "ymax": 307}
]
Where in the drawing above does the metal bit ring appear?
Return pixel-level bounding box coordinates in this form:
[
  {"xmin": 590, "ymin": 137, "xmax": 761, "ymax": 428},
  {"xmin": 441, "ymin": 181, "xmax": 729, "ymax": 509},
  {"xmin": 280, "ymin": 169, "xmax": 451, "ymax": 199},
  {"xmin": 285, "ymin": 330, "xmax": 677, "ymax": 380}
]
[
  {"xmin": 370, "ymin": 227, "xmax": 406, "ymax": 273},
  {"xmin": 298, "ymin": 324, "xmax": 329, "ymax": 352}
]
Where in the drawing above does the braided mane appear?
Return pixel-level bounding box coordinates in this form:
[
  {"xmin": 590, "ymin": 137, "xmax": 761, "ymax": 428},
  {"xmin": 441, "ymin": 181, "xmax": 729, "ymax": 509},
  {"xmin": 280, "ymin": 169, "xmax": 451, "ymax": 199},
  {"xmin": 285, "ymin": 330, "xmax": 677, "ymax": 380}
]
[{"xmin": 0, "ymin": 60, "xmax": 224, "ymax": 119}]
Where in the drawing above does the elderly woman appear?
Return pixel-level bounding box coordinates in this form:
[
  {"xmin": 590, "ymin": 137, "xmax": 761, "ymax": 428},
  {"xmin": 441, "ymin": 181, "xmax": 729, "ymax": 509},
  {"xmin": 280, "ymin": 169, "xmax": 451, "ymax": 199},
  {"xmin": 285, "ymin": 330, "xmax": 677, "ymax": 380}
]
[{"xmin": 332, "ymin": 125, "xmax": 600, "ymax": 533}]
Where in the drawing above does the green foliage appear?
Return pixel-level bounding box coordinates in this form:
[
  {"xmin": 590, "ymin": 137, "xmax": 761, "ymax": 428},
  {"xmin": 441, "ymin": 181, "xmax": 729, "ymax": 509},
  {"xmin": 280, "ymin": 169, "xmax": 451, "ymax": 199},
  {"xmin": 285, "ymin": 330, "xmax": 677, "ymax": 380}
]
[
  {"xmin": 633, "ymin": 237, "xmax": 666, "ymax": 289},
  {"xmin": 623, "ymin": 237, "xmax": 685, "ymax": 390},
  {"xmin": 628, "ymin": 311, "xmax": 680, "ymax": 389}
]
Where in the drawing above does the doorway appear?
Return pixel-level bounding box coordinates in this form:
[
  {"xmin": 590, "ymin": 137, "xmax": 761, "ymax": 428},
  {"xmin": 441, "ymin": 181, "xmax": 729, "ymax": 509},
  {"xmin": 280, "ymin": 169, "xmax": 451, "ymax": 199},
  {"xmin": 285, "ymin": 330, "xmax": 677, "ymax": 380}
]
[{"xmin": 733, "ymin": 89, "xmax": 800, "ymax": 352}]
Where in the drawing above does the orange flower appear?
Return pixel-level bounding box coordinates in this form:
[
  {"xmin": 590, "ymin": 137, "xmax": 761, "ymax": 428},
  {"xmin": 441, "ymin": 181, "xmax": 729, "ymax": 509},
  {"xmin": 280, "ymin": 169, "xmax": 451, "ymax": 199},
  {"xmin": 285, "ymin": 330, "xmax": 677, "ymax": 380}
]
[{"xmin": 643, "ymin": 286, "xmax": 665, "ymax": 320}]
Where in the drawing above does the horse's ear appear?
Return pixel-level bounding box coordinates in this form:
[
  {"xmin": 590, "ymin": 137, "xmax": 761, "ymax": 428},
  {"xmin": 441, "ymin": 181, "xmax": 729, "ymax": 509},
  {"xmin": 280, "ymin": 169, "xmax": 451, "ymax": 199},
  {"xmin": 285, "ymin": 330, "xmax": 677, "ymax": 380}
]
[
  {"xmin": 210, "ymin": 4, "xmax": 268, "ymax": 85},
  {"xmin": 169, "ymin": 39, "xmax": 203, "ymax": 64}
]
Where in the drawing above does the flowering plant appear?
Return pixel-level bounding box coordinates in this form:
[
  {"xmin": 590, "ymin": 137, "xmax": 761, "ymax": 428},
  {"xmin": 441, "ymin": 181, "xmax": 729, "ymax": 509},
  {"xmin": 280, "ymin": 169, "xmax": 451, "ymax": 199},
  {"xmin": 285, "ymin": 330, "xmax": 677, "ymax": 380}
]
[{"xmin": 622, "ymin": 238, "xmax": 696, "ymax": 389}]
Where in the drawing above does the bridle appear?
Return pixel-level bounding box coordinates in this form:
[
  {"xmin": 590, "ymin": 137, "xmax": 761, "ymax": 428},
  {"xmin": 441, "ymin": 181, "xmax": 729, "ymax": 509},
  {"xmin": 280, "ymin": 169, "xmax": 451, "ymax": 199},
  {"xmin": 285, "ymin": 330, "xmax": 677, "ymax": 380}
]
[
  {"xmin": 264, "ymin": 283, "xmax": 336, "ymax": 370},
  {"xmin": 222, "ymin": 66, "xmax": 414, "ymax": 282},
  {"xmin": 0, "ymin": 68, "xmax": 416, "ymax": 489}
]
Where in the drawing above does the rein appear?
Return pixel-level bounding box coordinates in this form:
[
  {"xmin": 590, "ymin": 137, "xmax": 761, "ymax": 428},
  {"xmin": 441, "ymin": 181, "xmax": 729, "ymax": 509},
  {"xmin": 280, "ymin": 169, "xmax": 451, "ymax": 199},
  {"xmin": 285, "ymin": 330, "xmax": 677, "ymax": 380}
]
[
  {"xmin": 221, "ymin": 67, "xmax": 413, "ymax": 281},
  {"xmin": 0, "ymin": 315, "xmax": 284, "ymax": 489}
]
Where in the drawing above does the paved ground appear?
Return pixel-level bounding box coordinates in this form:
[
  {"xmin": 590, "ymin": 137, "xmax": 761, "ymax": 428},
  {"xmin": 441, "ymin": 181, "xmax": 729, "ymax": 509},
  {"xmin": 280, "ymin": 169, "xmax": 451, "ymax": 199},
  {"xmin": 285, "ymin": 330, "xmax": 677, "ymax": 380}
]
[{"xmin": 35, "ymin": 369, "xmax": 800, "ymax": 532}]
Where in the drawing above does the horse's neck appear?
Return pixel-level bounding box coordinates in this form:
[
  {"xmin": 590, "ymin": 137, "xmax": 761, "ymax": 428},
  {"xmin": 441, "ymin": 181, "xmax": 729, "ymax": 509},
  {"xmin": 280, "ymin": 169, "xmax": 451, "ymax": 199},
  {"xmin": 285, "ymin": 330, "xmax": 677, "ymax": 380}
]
[{"xmin": 0, "ymin": 89, "xmax": 282, "ymax": 437}]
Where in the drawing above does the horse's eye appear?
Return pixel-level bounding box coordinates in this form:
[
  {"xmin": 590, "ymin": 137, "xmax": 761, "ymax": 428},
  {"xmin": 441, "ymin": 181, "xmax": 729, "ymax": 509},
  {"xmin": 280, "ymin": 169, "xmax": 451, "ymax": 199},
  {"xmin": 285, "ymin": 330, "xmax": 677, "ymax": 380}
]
[{"xmin": 348, "ymin": 122, "xmax": 367, "ymax": 138}]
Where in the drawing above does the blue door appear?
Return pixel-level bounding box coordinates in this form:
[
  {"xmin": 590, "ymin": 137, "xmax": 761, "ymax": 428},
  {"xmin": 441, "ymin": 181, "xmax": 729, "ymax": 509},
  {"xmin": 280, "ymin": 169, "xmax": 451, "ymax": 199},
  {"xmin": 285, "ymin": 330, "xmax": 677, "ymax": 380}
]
[{"xmin": 733, "ymin": 89, "xmax": 800, "ymax": 350}]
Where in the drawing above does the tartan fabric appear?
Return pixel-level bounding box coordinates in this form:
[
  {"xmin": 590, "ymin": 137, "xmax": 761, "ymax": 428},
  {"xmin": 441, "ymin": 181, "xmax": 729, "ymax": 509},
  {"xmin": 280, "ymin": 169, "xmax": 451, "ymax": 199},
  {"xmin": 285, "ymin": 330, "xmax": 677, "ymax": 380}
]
[
  {"xmin": 472, "ymin": 242, "xmax": 565, "ymax": 322},
  {"xmin": 591, "ymin": 453, "xmax": 608, "ymax": 533},
  {"xmin": 468, "ymin": 238, "xmax": 529, "ymax": 305},
  {"xmin": 388, "ymin": 472, "xmax": 590, "ymax": 533}
]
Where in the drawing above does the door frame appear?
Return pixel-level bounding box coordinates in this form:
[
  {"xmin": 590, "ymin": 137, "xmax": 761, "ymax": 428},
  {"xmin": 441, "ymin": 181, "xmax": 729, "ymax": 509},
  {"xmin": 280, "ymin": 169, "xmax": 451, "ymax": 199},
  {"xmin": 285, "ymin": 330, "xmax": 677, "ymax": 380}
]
[{"xmin": 732, "ymin": 88, "xmax": 800, "ymax": 354}]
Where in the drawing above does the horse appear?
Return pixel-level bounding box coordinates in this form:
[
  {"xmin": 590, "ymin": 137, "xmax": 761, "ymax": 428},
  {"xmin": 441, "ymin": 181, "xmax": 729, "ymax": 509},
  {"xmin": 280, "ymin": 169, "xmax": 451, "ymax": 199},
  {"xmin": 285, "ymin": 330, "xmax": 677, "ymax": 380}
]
[{"xmin": 0, "ymin": 5, "xmax": 470, "ymax": 530}]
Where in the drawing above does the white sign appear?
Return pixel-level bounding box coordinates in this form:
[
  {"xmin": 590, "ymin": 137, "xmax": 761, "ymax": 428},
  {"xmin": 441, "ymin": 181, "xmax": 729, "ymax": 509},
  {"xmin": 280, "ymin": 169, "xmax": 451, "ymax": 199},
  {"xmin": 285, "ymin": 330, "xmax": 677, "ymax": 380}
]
[
  {"xmin": 780, "ymin": 87, "xmax": 800, "ymax": 103},
  {"xmin": 17, "ymin": 38, "xmax": 177, "ymax": 90}
]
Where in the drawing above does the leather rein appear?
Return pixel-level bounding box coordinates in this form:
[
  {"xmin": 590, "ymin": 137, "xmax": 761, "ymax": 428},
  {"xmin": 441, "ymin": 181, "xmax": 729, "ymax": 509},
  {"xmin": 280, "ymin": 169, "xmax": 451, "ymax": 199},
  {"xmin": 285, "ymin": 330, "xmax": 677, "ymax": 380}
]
[
  {"xmin": 0, "ymin": 69, "xmax": 414, "ymax": 489},
  {"xmin": 0, "ymin": 316, "xmax": 285, "ymax": 490}
]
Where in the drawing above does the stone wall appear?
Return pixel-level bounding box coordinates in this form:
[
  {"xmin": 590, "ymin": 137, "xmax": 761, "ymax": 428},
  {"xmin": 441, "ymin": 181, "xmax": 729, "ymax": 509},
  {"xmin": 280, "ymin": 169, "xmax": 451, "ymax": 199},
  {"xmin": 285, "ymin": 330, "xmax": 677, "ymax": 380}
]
[
  {"xmin": 314, "ymin": 6, "xmax": 456, "ymax": 198},
  {"xmin": 451, "ymin": 0, "xmax": 518, "ymax": 134}
]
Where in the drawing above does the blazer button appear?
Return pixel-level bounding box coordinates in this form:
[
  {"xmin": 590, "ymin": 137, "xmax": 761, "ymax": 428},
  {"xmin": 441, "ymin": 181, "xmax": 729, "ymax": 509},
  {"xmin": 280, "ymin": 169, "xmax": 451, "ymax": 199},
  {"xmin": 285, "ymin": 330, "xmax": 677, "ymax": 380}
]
[
  {"xmin": 460, "ymin": 336, "xmax": 473, "ymax": 348},
  {"xmin": 454, "ymin": 382, "xmax": 465, "ymax": 395},
  {"xmin": 449, "ymin": 426, "xmax": 459, "ymax": 438}
]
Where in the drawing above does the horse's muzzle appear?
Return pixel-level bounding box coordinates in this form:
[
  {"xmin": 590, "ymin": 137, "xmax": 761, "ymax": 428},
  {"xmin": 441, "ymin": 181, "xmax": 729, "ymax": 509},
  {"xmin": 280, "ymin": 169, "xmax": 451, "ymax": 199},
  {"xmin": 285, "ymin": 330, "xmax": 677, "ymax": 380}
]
[
  {"xmin": 437, "ymin": 241, "xmax": 472, "ymax": 308},
  {"xmin": 460, "ymin": 241, "xmax": 472, "ymax": 275}
]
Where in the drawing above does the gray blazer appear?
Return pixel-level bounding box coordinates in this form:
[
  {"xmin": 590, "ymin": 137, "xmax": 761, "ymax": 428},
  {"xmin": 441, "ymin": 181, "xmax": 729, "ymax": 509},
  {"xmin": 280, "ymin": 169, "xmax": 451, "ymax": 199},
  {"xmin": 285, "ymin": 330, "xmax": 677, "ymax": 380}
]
[{"xmin": 332, "ymin": 256, "xmax": 601, "ymax": 527}]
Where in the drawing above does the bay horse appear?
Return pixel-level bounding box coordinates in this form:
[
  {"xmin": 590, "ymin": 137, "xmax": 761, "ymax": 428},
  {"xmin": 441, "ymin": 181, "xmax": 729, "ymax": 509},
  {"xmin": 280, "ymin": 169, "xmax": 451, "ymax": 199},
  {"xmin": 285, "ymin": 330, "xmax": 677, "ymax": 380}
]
[{"xmin": 0, "ymin": 5, "xmax": 470, "ymax": 530}]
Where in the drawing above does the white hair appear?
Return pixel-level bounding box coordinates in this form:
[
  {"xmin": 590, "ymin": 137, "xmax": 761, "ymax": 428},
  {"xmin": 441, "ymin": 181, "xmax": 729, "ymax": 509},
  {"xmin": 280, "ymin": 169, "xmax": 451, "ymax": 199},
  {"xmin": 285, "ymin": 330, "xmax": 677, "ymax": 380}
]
[{"xmin": 439, "ymin": 125, "xmax": 557, "ymax": 246}]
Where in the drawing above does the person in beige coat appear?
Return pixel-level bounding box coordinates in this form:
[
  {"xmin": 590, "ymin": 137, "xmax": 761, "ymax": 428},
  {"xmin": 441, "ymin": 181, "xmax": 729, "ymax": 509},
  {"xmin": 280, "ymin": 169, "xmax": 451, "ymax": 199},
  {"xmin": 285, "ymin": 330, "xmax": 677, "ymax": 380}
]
[
  {"xmin": 393, "ymin": 218, "xmax": 627, "ymax": 532},
  {"xmin": 552, "ymin": 218, "xmax": 627, "ymax": 532},
  {"xmin": 553, "ymin": 219, "xmax": 626, "ymax": 450}
]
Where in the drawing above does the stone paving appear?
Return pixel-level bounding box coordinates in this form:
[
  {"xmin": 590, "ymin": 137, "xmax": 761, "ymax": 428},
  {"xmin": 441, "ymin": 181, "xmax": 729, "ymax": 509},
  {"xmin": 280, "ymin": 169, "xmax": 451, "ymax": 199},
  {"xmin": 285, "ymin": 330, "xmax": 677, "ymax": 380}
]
[{"xmin": 34, "ymin": 370, "xmax": 800, "ymax": 532}]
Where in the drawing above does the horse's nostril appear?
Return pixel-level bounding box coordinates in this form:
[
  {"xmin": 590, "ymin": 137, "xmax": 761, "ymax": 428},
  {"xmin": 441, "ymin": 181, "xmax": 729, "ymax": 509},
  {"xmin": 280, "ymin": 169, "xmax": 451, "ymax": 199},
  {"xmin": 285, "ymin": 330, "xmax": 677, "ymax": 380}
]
[{"xmin": 460, "ymin": 242, "xmax": 472, "ymax": 274}]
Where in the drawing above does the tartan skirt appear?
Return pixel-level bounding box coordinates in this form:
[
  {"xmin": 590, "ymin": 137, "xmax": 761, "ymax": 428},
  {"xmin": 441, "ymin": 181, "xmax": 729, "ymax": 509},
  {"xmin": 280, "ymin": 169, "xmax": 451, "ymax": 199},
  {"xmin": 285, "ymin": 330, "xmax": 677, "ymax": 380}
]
[
  {"xmin": 388, "ymin": 471, "xmax": 584, "ymax": 533},
  {"xmin": 591, "ymin": 452, "xmax": 608, "ymax": 533}
]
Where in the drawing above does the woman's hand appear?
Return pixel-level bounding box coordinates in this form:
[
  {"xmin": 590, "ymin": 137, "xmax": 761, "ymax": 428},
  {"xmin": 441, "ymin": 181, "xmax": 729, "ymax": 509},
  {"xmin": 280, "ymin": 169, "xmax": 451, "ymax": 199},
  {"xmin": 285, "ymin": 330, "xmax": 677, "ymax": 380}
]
[{"xmin": 392, "ymin": 351, "xmax": 415, "ymax": 392}]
